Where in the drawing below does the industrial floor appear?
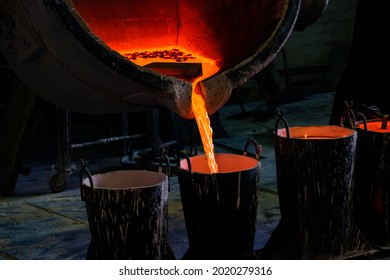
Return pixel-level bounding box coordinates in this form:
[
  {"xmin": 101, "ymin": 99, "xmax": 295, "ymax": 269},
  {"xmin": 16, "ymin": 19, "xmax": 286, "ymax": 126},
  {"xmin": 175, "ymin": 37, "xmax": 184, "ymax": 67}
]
[{"xmin": 1, "ymin": 90, "xmax": 389, "ymax": 260}]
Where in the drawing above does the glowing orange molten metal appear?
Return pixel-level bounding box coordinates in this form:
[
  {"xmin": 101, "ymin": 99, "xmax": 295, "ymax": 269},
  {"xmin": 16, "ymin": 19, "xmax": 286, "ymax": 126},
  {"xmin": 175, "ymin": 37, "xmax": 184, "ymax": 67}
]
[
  {"xmin": 188, "ymin": 56, "xmax": 220, "ymax": 174},
  {"xmin": 189, "ymin": 58, "xmax": 220, "ymax": 174},
  {"xmin": 357, "ymin": 121, "xmax": 390, "ymax": 133},
  {"xmin": 192, "ymin": 85, "xmax": 218, "ymax": 174}
]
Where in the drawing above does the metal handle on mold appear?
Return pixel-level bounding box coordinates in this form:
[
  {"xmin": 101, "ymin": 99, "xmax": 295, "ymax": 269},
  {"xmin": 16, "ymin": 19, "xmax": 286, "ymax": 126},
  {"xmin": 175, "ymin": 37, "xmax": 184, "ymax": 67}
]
[
  {"xmin": 243, "ymin": 138, "xmax": 262, "ymax": 160},
  {"xmin": 359, "ymin": 103, "xmax": 388, "ymax": 130},
  {"xmin": 341, "ymin": 101, "xmax": 368, "ymax": 132},
  {"xmin": 354, "ymin": 112, "xmax": 368, "ymax": 132},
  {"xmin": 174, "ymin": 143, "xmax": 197, "ymax": 174},
  {"xmin": 79, "ymin": 159, "xmax": 93, "ymax": 201},
  {"xmin": 274, "ymin": 109, "xmax": 290, "ymax": 139},
  {"xmin": 176, "ymin": 151, "xmax": 192, "ymax": 174}
]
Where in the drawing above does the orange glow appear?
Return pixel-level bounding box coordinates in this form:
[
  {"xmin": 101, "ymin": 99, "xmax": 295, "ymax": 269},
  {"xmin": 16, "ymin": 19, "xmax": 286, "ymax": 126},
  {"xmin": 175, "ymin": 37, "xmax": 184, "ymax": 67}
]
[
  {"xmin": 357, "ymin": 121, "xmax": 390, "ymax": 133},
  {"xmin": 71, "ymin": 0, "xmax": 288, "ymax": 72},
  {"xmin": 120, "ymin": 47, "xmax": 219, "ymax": 83}
]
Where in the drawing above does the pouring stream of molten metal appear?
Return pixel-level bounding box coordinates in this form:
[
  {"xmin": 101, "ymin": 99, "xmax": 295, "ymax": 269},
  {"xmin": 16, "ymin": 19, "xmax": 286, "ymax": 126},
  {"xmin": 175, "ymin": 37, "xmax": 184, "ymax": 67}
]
[
  {"xmin": 122, "ymin": 48, "xmax": 220, "ymax": 173},
  {"xmin": 192, "ymin": 83, "xmax": 218, "ymax": 173},
  {"xmin": 190, "ymin": 55, "xmax": 220, "ymax": 174}
]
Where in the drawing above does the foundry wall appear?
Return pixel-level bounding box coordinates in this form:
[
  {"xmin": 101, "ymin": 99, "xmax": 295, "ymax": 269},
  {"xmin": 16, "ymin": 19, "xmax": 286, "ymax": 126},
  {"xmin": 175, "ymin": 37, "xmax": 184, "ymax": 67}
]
[{"xmin": 273, "ymin": 0, "xmax": 358, "ymax": 93}]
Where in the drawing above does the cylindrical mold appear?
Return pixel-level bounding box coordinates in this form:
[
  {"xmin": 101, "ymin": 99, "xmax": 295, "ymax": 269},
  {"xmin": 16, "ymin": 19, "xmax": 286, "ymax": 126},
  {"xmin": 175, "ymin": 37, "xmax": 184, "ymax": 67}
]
[
  {"xmin": 354, "ymin": 119, "xmax": 390, "ymax": 249},
  {"xmin": 268, "ymin": 119, "xmax": 370, "ymax": 259},
  {"xmin": 178, "ymin": 142, "xmax": 261, "ymax": 259},
  {"xmin": 80, "ymin": 168, "xmax": 172, "ymax": 260}
]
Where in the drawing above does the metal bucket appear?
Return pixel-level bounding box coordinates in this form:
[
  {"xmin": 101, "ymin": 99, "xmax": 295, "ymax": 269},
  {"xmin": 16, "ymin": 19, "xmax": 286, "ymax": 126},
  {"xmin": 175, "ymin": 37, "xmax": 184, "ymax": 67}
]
[
  {"xmin": 177, "ymin": 139, "xmax": 261, "ymax": 259},
  {"xmin": 352, "ymin": 115, "xmax": 390, "ymax": 249},
  {"xmin": 264, "ymin": 111, "xmax": 369, "ymax": 259},
  {"xmin": 79, "ymin": 160, "xmax": 172, "ymax": 260}
]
